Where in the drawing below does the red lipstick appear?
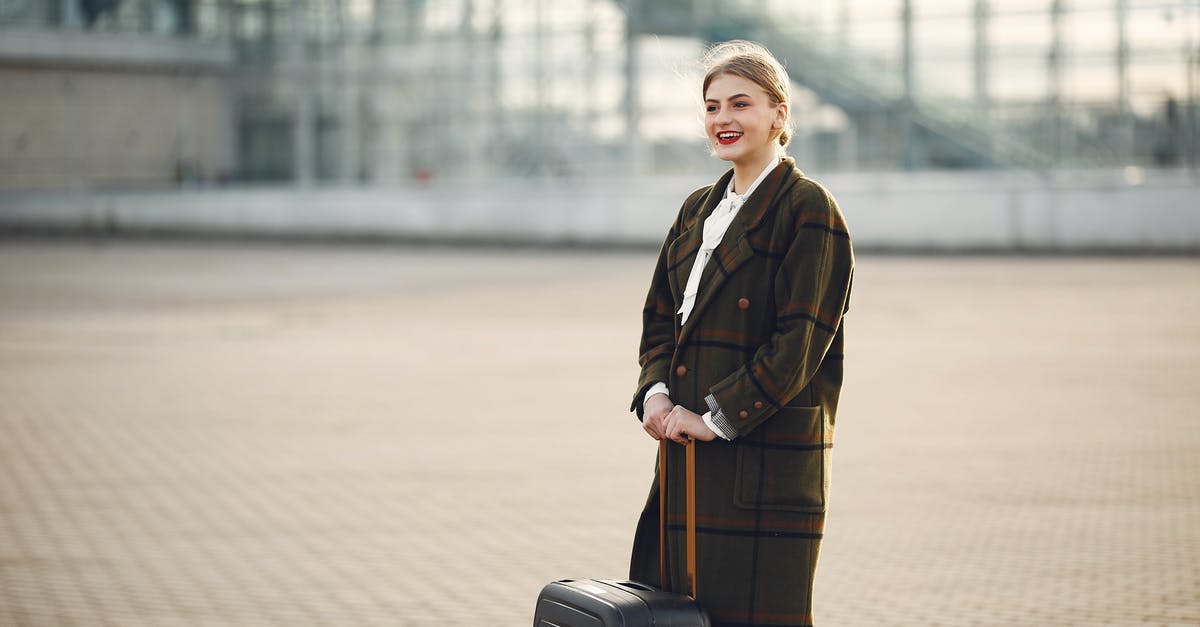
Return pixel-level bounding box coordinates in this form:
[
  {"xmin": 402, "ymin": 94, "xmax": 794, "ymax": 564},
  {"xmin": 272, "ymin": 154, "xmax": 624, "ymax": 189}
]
[{"xmin": 716, "ymin": 131, "xmax": 743, "ymax": 145}]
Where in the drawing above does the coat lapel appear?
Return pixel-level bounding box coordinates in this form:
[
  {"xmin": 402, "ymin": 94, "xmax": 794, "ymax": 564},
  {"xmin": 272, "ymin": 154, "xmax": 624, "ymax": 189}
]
[
  {"xmin": 676, "ymin": 159, "xmax": 794, "ymax": 348},
  {"xmin": 665, "ymin": 172, "xmax": 729, "ymax": 311}
]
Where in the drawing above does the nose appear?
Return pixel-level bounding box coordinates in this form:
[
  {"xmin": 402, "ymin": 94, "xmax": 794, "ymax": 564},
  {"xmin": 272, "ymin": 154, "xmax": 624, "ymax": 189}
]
[{"xmin": 714, "ymin": 107, "xmax": 731, "ymax": 125}]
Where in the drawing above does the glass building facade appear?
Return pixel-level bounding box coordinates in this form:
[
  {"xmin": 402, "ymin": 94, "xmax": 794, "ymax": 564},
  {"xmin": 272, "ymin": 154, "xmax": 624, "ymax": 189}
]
[{"xmin": 1, "ymin": 0, "xmax": 1197, "ymax": 188}]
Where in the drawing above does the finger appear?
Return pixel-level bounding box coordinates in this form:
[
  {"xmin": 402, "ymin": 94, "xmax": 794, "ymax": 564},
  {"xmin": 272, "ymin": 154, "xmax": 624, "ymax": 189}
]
[
  {"xmin": 667, "ymin": 421, "xmax": 686, "ymax": 445},
  {"xmin": 675, "ymin": 421, "xmax": 692, "ymax": 443},
  {"xmin": 671, "ymin": 420, "xmax": 694, "ymax": 445}
]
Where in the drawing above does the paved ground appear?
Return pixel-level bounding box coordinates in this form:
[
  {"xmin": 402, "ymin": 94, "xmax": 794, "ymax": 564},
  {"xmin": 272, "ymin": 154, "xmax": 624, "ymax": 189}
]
[{"xmin": 0, "ymin": 240, "xmax": 1197, "ymax": 626}]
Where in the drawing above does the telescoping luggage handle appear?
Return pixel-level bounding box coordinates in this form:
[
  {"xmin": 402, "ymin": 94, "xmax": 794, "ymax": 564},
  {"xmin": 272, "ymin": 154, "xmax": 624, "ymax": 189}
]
[{"xmin": 658, "ymin": 439, "xmax": 698, "ymax": 599}]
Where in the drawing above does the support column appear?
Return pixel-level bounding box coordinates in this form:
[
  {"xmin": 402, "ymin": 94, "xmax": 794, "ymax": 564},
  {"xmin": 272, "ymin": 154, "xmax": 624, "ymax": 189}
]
[
  {"xmin": 486, "ymin": 0, "xmax": 504, "ymax": 178},
  {"xmin": 290, "ymin": 0, "xmax": 315, "ymax": 186},
  {"xmin": 837, "ymin": 0, "xmax": 850, "ymax": 56},
  {"xmin": 173, "ymin": 0, "xmax": 196, "ymax": 35},
  {"xmin": 1185, "ymin": 5, "xmax": 1199, "ymax": 173},
  {"xmin": 535, "ymin": 0, "xmax": 548, "ymax": 175},
  {"xmin": 839, "ymin": 113, "xmax": 858, "ymax": 170},
  {"xmin": 973, "ymin": 0, "xmax": 990, "ymax": 123},
  {"xmin": 459, "ymin": 0, "xmax": 480, "ymax": 179},
  {"xmin": 220, "ymin": 0, "xmax": 238, "ymax": 180},
  {"xmin": 368, "ymin": 0, "xmax": 401, "ymax": 183},
  {"xmin": 1115, "ymin": 0, "xmax": 1133, "ymax": 164},
  {"xmin": 56, "ymin": 0, "xmax": 84, "ymax": 29},
  {"xmin": 625, "ymin": 0, "xmax": 644, "ymax": 176},
  {"xmin": 339, "ymin": 0, "xmax": 363, "ymax": 183},
  {"xmin": 900, "ymin": 0, "xmax": 919, "ymax": 169},
  {"xmin": 1047, "ymin": 0, "xmax": 1066, "ymax": 165},
  {"xmin": 583, "ymin": 0, "xmax": 598, "ymax": 172},
  {"xmin": 175, "ymin": 72, "xmax": 198, "ymax": 184}
]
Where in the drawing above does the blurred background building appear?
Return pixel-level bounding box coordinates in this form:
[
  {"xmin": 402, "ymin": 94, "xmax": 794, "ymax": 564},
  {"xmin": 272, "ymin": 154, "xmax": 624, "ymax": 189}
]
[
  {"xmin": 2, "ymin": 0, "xmax": 1198, "ymax": 189},
  {"xmin": 1, "ymin": 0, "xmax": 1197, "ymax": 249}
]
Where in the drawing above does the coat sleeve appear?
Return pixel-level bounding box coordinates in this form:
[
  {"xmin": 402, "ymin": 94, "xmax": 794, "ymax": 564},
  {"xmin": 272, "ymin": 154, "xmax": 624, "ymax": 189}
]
[
  {"xmin": 705, "ymin": 181, "xmax": 853, "ymax": 437},
  {"xmin": 630, "ymin": 187, "xmax": 708, "ymax": 420}
]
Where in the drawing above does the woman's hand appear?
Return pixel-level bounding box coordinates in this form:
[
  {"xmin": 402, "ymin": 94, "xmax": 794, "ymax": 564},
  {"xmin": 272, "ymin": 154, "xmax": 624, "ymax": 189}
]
[
  {"xmin": 642, "ymin": 393, "xmax": 674, "ymax": 440},
  {"xmin": 663, "ymin": 406, "xmax": 718, "ymax": 445}
]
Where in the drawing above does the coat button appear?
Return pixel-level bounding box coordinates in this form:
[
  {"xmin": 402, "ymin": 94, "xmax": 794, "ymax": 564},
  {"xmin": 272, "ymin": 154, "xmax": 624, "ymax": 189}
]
[
  {"xmin": 737, "ymin": 298, "xmax": 750, "ymax": 310},
  {"xmin": 675, "ymin": 365, "xmax": 687, "ymax": 377},
  {"xmin": 738, "ymin": 410, "xmax": 749, "ymax": 419},
  {"xmin": 753, "ymin": 401, "xmax": 764, "ymax": 409}
]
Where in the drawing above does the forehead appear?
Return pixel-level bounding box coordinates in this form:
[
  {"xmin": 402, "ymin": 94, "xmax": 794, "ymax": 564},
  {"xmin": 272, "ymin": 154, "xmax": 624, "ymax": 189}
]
[{"xmin": 704, "ymin": 73, "xmax": 768, "ymax": 101}]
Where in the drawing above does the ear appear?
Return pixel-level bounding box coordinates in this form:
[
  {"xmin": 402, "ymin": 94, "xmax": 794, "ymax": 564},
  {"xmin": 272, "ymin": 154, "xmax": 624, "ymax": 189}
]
[{"xmin": 773, "ymin": 102, "xmax": 789, "ymax": 129}]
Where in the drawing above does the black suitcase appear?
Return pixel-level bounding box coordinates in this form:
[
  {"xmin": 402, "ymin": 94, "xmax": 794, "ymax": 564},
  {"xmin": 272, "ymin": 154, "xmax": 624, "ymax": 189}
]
[
  {"xmin": 533, "ymin": 441, "xmax": 709, "ymax": 627},
  {"xmin": 533, "ymin": 578, "xmax": 710, "ymax": 627}
]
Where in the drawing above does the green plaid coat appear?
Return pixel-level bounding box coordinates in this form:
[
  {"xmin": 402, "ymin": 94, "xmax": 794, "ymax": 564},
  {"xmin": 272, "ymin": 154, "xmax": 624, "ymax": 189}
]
[{"xmin": 629, "ymin": 158, "xmax": 853, "ymax": 627}]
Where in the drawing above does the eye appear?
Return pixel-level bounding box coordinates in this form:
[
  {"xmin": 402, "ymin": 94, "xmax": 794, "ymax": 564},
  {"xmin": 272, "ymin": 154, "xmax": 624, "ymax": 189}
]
[
  {"xmin": 705, "ymin": 105, "xmax": 717, "ymax": 113},
  {"xmin": 733, "ymin": 101, "xmax": 749, "ymax": 108}
]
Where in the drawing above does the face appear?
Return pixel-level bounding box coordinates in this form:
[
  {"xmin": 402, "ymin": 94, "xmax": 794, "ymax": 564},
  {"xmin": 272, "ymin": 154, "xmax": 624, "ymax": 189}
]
[{"xmin": 704, "ymin": 73, "xmax": 787, "ymax": 169}]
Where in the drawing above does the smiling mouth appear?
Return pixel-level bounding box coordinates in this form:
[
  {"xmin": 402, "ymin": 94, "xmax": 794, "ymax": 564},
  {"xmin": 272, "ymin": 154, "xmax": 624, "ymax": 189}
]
[{"xmin": 716, "ymin": 131, "xmax": 743, "ymax": 145}]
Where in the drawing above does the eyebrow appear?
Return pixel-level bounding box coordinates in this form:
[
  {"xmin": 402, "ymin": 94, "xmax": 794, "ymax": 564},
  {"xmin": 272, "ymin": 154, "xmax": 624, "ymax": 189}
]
[{"xmin": 705, "ymin": 93, "xmax": 752, "ymax": 103}]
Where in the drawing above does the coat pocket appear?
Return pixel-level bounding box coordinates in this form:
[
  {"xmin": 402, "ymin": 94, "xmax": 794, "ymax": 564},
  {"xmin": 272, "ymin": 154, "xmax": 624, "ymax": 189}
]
[{"xmin": 733, "ymin": 405, "xmax": 831, "ymax": 513}]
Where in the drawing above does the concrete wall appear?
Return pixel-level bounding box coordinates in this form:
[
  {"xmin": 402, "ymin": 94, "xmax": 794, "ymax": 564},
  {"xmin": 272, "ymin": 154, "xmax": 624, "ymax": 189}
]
[
  {"xmin": 1, "ymin": 169, "xmax": 1197, "ymax": 252},
  {"xmin": 827, "ymin": 170, "xmax": 1200, "ymax": 251},
  {"xmin": 0, "ymin": 29, "xmax": 235, "ymax": 191}
]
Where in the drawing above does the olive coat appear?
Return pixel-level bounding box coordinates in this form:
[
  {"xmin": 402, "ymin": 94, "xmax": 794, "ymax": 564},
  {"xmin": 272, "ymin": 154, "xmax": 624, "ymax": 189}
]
[{"xmin": 628, "ymin": 158, "xmax": 853, "ymax": 627}]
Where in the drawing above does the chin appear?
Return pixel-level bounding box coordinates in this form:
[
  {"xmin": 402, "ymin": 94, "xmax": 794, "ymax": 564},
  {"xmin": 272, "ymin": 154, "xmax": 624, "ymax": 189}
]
[{"xmin": 712, "ymin": 145, "xmax": 742, "ymax": 162}]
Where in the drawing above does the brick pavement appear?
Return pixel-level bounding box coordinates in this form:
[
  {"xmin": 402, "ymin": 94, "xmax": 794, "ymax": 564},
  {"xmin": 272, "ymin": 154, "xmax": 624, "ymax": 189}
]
[{"xmin": 1, "ymin": 242, "xmax": 1198, "ymax": 626}]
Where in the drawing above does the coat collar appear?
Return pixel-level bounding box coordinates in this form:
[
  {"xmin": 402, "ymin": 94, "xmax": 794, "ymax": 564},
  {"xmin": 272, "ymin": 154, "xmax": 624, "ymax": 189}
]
[
  {"xmin": 670, "ymin": 157, "xmax": 800, "ymax": 345},
  {"xmin": 675, "ymin": 157, "xmax": 798, "ymax": 250}
]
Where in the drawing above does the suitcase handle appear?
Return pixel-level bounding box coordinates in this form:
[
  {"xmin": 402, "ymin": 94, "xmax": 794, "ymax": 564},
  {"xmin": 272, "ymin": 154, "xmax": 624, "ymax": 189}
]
[
  {"xmin": 659, "ymin": 439, "xmax": 698, "ymax": 600},
  {"xmin": 619, "ymin": 580, "xmax": 656, "ymax": 593}
]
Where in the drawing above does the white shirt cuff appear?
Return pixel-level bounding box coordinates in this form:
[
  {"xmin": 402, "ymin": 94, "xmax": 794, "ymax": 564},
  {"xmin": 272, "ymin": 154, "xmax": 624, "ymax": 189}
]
[
  {"xmin": 701, "ymin": 411, "xmax": 733, "ymax": 440},
  {"xmin": 643, "ymin": 382, "xmax": 670, "ymax": 407}
]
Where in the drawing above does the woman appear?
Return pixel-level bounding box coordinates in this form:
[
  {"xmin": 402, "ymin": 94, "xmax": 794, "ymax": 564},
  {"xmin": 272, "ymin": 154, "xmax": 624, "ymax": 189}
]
[{"xmin": 628, "ymin": 41, "xmax": 853, "ymax": 627}]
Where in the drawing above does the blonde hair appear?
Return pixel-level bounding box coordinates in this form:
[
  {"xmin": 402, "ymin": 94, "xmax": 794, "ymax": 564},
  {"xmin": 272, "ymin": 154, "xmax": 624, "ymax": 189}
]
[{"xmin": 701, "ymin": 40, "xmax": 793, "ymax": 147}]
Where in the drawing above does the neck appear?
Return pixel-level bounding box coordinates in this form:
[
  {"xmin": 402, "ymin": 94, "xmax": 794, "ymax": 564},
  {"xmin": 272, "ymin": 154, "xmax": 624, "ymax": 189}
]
[{"xmin": 731, "ymin": 150, "xmax": 779, "ymax": 195}]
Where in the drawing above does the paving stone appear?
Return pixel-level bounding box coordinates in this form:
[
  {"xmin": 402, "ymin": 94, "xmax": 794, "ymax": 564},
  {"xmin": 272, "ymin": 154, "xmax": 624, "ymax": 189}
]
[{"xmin": 1, "ymin": 243, "xmax": 1198, "ymax": 625}]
